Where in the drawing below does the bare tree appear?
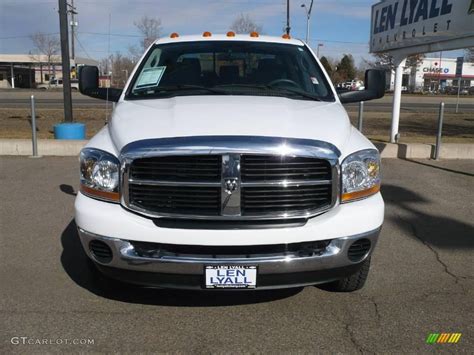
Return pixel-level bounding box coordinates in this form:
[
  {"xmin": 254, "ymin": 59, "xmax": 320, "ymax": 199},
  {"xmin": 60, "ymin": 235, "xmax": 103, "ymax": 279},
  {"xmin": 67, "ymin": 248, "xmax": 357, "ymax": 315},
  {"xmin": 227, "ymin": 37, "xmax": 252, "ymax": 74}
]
[
  {"xmin": 368, "ymin": 52, "xmax": 425, "ymax": 71},
  {"xmin": 128, "ymin": 44, "xmax": 142, "ymax": 62},
  {"xmin": 365, "ymin": 53, "xmax": 425, "ymax": 92},
  {"xmin": 30, "ymin": 32, "xmax": 60, "ymax": 83},
  {"xmin": 231, "ymin": 14, "xmax": 263, "ymax": 34},
  {"xmin": 134, "ymin": 16, "xmax": 162, "ymax": 50},
  {"xmin": 466, "ymin": 48, "xmax": 474, "ymax": 62},
  {"xmin": 100, "ymin": 52, "xmax": 136, "ymax": 88}
]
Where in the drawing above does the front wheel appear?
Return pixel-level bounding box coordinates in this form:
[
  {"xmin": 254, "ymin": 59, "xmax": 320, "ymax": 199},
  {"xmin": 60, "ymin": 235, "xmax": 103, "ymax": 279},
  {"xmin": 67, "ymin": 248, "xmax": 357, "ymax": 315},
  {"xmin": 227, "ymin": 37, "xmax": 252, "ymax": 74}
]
[{"xmin": 324, "ymin": 257, "xmax": 371, "ymax": 292}]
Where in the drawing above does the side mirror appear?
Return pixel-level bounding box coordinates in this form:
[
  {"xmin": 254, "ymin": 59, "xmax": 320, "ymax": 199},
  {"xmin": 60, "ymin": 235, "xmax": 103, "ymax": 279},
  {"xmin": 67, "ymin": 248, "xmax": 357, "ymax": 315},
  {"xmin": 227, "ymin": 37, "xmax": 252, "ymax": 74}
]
[
  {"xmin": 339, "ymin": 69, "xmax": 385, "ymax": 104},
  {"xmin": 78, "ymin": 65, "xmax": 122, "ymax": 102}
]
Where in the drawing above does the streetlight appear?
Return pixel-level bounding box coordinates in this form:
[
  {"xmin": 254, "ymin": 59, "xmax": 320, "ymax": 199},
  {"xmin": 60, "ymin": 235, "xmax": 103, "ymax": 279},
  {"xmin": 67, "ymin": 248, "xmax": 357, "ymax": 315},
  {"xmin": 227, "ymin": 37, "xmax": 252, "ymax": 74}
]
[
  {"xmin": 317, "ymin": 43, "xmax": 324, "ymax": 57},
  {"xmin": 301, "ymin": 0, "xmax": 314, "ymax": 44}
]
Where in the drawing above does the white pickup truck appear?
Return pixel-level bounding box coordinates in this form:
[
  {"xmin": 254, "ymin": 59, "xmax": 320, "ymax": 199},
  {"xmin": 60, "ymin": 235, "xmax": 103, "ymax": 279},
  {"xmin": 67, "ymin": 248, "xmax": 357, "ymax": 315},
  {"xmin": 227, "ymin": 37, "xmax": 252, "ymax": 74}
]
[
  {"xmin": 76, "ymin": 33, "xmax": 385, "ymax": 291},
  {"xmin": 37, "ymin": 78, "xmax": 79, "ymax": 90}
]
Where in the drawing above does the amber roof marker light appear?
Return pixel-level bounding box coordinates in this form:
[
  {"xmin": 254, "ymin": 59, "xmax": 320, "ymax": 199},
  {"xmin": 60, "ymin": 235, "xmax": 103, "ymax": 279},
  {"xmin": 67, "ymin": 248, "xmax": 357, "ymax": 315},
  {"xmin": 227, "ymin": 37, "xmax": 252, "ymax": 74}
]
[
  {"xmin": 227, "ymin": 31, "xmax": 236, "ymax": 37},
  {"xmin": 250, "ymin": 31, "xmax": 259, "ymax": 38},
  {"xmin": 282, "ymin": 34, "xmax": 291, "ymax": 39},
  {"xmin": 170, "ymin": 32, "xmax": 179, "ymax": 38},
  {"xmin": 203, "ymin": 31, "xmax": 212, "ymax": 37}
]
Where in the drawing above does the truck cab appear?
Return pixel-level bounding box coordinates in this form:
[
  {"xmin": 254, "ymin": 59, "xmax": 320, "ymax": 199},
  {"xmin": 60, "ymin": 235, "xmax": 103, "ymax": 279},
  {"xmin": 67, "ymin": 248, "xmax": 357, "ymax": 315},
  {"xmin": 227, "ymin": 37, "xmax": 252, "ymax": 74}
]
[{"xmin": 75, "ymin": 33, "xmax": 385, "ymax": 291}]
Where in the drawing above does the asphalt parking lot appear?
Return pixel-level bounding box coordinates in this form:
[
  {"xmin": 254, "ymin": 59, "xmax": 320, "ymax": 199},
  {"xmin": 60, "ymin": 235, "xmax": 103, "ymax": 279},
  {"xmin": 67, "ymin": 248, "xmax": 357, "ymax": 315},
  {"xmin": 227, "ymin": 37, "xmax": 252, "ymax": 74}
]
[{"xmin": 1, "ymin": 157, "xmax": 473, "ymax": 353}]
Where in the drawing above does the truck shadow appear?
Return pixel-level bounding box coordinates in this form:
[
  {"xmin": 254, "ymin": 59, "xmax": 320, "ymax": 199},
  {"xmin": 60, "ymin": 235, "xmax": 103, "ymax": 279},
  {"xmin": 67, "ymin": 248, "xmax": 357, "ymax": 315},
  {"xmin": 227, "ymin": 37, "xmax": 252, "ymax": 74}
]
[
  {"xmin": 382, "ymin": 184, "xmax": 474, "ymax": 250},
  {"xmin": 60, "ymin": 220, "xmax": 302, "ymax": 306}
]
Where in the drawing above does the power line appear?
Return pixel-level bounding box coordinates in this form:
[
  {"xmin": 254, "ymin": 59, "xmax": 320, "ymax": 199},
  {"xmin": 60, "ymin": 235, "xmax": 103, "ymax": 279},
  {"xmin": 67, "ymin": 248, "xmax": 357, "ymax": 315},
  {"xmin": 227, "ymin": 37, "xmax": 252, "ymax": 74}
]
[
  {"xmin": 74, "ymin": 33, "xmax": 93, "ymax": 59},
  {"xmin": 312, "ymin": 38, "xmax": 369, "ymax": 45},
  {"xmin": 77, "ymin": 31, "xmax": 141, "ymax": 38},
  {"xmin": 0, "ymin": 33, "xmax": 59, "ymax": 40}
]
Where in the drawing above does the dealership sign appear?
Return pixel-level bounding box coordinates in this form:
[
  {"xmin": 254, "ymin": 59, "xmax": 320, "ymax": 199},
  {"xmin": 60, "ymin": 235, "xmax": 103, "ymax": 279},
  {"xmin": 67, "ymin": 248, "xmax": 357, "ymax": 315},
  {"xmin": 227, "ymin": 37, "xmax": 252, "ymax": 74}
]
[{"xmin": 370, "ymin": 0, "xmax": 474, "ymax": 53}]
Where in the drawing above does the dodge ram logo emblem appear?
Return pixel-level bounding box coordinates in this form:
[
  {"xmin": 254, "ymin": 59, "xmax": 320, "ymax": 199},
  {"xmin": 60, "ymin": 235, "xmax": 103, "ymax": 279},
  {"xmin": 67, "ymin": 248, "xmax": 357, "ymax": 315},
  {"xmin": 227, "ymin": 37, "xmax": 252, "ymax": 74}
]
[{"xmin": 224, "ymin": 179, "xmax": 238, "ymax": 195}]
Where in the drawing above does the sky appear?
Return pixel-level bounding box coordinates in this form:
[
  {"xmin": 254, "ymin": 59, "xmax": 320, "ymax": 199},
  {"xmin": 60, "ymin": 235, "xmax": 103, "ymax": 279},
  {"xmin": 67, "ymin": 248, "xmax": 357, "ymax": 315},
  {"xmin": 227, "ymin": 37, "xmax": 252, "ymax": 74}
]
[{"xmin": 0, "ymin": 0, "xmax": 464, "ymax": 65}]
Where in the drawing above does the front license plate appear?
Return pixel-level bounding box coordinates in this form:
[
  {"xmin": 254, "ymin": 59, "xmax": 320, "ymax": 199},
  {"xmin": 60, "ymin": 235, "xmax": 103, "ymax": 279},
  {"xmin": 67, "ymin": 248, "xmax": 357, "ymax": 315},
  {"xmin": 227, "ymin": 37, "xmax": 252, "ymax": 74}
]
[{"xmin": 205, "ymin": 265, "xmax": 257, "ymax": 289}]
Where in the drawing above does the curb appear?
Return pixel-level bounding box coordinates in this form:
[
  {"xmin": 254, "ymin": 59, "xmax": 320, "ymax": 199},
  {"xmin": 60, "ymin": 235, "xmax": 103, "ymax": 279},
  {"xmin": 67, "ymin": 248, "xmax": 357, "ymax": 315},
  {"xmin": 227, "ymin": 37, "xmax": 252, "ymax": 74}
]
[
  {"xmin": 0, "ymin": 139, "xmax": 473, "ymax": 159},
  {"xmin": 0, "ymin": 139, "xmax": 87, "ymax": 156},
  {"xmin": 374, "ymin": 143, "xmax": 474, "ymax": 160}
]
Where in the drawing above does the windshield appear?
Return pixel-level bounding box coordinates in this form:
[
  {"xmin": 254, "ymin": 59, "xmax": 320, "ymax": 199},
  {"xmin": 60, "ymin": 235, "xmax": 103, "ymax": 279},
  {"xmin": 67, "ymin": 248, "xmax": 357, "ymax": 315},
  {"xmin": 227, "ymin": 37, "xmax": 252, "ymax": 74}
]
[{"xmin": 126, "ymin": 41, "xmax": 334, "ymax": 101}]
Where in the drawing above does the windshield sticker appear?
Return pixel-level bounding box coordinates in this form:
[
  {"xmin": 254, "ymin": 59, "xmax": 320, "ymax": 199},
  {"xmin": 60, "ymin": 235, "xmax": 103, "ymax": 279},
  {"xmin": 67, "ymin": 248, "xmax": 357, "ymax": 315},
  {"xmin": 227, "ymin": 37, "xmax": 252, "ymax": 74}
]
[
  {"xmin": 135, "ymin": 66, "xmax": 166, "ymax": 89},
  {"xmin": 310, "ymin": 77, "xmax": 319, "ymax": 85}
]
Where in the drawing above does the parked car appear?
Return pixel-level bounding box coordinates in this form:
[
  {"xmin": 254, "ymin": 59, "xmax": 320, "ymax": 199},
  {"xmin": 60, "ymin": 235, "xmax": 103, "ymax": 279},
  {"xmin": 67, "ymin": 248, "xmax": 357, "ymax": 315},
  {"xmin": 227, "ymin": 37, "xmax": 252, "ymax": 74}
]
[
  {"xmin": 444, "ymin": 86, "xmax": 470, "ymax": 95},
  {"xmin": 342, "ymin": 80, "xmax": 365, "ymax": 91},
  {"xmin": 37, "ymin": 78, "xmax": 79, "ymax": 90},
  {"xmin": 76, "ymin": 33, "xmax": 385, "ymax": 291}
]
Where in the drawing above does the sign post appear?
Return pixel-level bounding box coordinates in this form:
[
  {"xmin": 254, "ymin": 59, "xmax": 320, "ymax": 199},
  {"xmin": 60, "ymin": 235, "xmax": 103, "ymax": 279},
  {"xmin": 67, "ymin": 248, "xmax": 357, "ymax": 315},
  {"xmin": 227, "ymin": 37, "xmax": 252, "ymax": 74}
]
[
  {"xmin": 391, "ymin": 56, "xmax": 406, "ymax": 143},
  {"xmin": 455, "ymin": 56, "xmax": 464, "ymax": 114},
  {"xmin": 370, "ymin": 0, "xmax": 474, "ymax": 142}
]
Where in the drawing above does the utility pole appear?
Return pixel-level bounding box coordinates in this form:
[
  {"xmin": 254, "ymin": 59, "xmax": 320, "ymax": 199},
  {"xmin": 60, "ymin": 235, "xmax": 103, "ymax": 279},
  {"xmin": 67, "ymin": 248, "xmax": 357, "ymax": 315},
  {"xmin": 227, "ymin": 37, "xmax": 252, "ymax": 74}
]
[
  {"xmin": 68, "ymin": 0, "xmax": 78, "ymax": 62},
  {"xmin": 58, "ymin": 0, "xmax": 73, "ymax": 123},
  {"xmin": 286, "ymin": 0, "xmax": 291, "ymax": 35},
  {"xmin": 301, "ymin": 0, "xmax": 314, "ymax": 43}
]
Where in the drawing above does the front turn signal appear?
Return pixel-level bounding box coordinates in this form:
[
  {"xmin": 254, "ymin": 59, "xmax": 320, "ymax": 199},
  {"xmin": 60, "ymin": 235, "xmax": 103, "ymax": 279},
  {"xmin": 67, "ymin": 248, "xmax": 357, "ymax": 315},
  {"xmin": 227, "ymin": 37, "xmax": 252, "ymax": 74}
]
[{"xmin": 341, "ymin": 184, "xmax": 380, "ymax": 203}]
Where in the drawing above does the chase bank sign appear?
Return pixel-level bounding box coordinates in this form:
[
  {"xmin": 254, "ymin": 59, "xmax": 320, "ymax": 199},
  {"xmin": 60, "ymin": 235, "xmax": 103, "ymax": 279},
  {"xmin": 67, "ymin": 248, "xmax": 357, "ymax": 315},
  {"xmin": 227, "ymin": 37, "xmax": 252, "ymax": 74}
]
[
  {"xmin": 370, "ymin": 0, "xmax": 474, "ymax": 53},
  {"xmin": 422, "ymin": 67, "xmax": 450, "ymax": 74}
]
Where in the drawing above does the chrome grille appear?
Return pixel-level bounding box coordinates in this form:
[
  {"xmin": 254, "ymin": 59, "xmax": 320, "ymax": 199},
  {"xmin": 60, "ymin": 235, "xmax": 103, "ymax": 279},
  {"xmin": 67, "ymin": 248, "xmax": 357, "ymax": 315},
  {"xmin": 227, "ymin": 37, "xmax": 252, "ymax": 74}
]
[{"xmin": 122, "ymin": 136, "xmax": 339, "ymax": 221}]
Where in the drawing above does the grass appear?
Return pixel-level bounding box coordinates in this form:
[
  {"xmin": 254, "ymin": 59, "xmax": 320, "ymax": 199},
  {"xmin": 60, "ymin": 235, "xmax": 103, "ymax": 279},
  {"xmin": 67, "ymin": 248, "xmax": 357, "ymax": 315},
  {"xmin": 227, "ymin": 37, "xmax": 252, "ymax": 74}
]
[{"xmin": 1, "ymin": 107, "xmax": 473, "ymax": 143}]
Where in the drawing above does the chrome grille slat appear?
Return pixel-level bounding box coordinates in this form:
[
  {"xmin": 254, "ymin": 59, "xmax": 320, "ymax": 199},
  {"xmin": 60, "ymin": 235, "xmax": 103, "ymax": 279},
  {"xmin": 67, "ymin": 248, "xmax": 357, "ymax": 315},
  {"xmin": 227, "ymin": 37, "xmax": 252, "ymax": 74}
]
[
  {"xmin": 241, "ymin": 179, "xmax": 331, "ymax": 187},
  {"xmin": 242, "ymin": 172, "xmax": 329, "ymax": 177},
  {"xmin": 243, "ymin": 190, "xmax": 330, "ymax": 197},
  {"xmin": 129, "ymin": 179, "xmax": 221, "ymax": 187},
  {"xmin": 244, "ymin": 197, "xmax": 329, "ymax": 203},
  {"xmin": 131, "ymin": 192, "xmax": 219, "ymax": 199}
]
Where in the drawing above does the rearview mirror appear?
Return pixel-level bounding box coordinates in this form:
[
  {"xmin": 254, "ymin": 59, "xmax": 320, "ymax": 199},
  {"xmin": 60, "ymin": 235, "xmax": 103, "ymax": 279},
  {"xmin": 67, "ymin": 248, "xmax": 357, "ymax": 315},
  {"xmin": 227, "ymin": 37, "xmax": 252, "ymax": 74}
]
[
  {"xmin": 339, "ymin": 69, "xmax": 385, "ymax": 104},
  {"xmin": 78, "ymin": 66, "xmax": 122, "ymax": 102}
]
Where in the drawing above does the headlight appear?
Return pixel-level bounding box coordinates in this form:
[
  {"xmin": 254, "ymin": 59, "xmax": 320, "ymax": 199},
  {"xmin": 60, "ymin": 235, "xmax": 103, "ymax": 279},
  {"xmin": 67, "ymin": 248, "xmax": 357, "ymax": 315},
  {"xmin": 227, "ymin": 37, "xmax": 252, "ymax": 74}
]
[
  {"xmin": 341, "ymin": 149, "xmax": 381, "ymax": 203},
  {"xmin": 80, "ymin": 148, "xmax": 120, "ymax": 202}
]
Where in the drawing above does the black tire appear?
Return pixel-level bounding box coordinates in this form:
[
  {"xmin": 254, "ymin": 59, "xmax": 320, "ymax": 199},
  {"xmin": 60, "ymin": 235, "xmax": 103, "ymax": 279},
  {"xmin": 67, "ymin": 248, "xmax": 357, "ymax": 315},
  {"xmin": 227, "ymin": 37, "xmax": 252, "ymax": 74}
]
[{"xmin": 324, "ymin": 257, "xmax": 371, "ymax": 292}]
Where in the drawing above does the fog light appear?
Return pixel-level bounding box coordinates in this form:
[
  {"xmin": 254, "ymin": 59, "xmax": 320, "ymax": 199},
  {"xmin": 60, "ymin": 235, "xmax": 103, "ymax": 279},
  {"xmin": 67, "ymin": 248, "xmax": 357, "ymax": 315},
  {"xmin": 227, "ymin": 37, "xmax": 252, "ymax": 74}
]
[{"xmin": 89, "ymin": 240, "xmax": 113, "ymax": 264}]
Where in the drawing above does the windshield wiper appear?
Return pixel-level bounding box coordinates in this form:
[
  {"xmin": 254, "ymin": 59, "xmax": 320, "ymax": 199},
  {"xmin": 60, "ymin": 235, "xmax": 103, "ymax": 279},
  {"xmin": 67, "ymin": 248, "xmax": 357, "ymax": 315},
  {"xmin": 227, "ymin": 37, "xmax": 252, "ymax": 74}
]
[
  {"xmin": 215, "ymin": 83, "xmax": 321, "ymax": 101},
  {"xmin": 132, "ymin": 85, "xmax": 227, "ymax": 95},
  {"xmin": 270, "ymin": 87, "xmax": 322, "ymax": 101}
]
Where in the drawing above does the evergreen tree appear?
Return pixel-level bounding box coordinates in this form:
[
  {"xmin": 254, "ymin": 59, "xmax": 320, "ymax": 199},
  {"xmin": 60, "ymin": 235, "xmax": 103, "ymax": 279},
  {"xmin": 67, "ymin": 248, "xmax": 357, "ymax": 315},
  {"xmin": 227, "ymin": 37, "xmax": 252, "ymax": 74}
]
[
  {"xmin": 320, "ymin": 56, "xmax": 332, "ymax": 75},
  {"xmin": 337, "ymin": 54, "xmax": 356, "ymax": 81}
]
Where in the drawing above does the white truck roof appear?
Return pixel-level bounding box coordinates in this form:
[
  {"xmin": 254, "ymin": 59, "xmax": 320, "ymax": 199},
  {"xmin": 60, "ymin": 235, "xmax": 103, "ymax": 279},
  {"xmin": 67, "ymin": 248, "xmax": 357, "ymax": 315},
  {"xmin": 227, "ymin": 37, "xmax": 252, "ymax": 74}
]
[{"xmin": 153, "ymin": 34, "xmax": 305, "ymax": 46}]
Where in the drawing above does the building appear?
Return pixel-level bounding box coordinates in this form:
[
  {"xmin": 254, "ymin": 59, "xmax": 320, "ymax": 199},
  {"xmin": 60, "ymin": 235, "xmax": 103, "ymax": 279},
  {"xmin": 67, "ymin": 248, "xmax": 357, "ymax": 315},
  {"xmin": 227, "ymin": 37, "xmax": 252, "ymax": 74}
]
[
  {"xmin": 0, "ymin": 54, "xmax": 98, "ymax": 89},
  {"xmin": 388, "ymin": 57, "xmax": 474, "ymax": 93}
]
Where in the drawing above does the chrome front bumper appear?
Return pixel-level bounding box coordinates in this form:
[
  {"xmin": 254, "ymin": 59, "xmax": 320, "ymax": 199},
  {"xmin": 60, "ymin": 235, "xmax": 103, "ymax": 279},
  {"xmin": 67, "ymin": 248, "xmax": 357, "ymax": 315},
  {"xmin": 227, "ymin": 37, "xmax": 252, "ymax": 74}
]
[{"xmin": 77, "ymin": 227, "xmax": 381, "ymax": 289}]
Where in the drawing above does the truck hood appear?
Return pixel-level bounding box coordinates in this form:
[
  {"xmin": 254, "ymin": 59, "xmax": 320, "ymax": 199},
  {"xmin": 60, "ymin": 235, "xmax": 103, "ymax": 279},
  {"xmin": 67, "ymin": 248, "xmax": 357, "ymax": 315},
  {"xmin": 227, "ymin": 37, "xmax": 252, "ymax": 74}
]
[{"xmin": 110, "ymin": 96, "xmax": 351, "ymax": 152}]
